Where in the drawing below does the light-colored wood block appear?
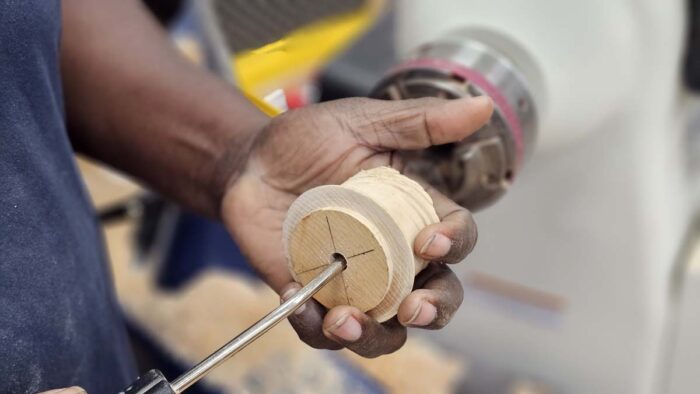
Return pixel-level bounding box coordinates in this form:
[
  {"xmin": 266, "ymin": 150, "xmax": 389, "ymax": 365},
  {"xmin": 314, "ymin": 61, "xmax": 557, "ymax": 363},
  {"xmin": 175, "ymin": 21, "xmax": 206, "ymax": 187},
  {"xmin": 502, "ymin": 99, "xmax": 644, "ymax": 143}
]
[{"xmin": 284, "ymin": 167, "xmax": 439, "ymax": 322}]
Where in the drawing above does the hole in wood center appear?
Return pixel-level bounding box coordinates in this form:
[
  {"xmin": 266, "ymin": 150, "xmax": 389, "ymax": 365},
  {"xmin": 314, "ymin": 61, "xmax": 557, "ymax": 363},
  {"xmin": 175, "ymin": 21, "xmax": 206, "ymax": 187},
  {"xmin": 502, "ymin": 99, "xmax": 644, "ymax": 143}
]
[{"xmin": 330, "ymin": 252, "xmax": 348, "ymax": 270}]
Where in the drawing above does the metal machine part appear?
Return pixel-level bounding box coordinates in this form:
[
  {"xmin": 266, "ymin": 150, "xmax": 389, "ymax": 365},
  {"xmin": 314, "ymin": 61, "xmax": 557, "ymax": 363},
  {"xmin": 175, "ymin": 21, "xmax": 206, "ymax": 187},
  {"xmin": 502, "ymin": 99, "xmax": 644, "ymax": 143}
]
[
  {"xmin": 120, "ymin": 259, "xmax": 346, "ymax": 394},
  {"xmin": 371, "ymin": 32, "xmax": 538, "ymax": 210},
  {"xmin": 211, "ymin": 0, "xmax": 365, "ymax": 53},
  {"xmin": 120, "ymin": 370, "xmax": 175, "ymax": 394}
]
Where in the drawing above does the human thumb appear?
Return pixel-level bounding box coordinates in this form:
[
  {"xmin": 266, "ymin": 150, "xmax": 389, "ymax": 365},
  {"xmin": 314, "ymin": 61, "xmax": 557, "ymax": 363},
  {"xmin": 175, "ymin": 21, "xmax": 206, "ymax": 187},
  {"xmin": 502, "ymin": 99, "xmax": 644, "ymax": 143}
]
[{"xmin": 332, "ymin": 96, "xmax": 493, "ymax": 151}]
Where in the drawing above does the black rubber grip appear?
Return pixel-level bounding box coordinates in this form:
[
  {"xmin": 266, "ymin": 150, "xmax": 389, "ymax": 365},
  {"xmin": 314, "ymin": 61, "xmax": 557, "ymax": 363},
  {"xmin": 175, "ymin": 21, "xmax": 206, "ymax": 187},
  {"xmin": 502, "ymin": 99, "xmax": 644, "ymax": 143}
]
[{"xmin": 120, "ymin": 369, "xmax": 176, "ymax": 394}]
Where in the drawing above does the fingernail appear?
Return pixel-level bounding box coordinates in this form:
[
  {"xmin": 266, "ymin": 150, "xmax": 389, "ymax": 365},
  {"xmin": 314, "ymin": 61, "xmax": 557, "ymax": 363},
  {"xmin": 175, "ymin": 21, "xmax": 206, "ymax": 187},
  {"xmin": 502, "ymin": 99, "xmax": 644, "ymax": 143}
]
[
  {"xmin": 407, "ymin": 301, "xmax": 437, "ymax": 327},
  {"xmin": 281, "ymin": 286, "xmax": 306, "ymax": 315},
  {"xmin": 419, "ymin": 233, "xmax": 452, "ymax": 258},
  {"xmin": 470, "ymin": 95, "xmax": 493, "ymax": 108},
  {"xmin": 328, "ymin": 314, "xmax": 362, "ymax": 342}
]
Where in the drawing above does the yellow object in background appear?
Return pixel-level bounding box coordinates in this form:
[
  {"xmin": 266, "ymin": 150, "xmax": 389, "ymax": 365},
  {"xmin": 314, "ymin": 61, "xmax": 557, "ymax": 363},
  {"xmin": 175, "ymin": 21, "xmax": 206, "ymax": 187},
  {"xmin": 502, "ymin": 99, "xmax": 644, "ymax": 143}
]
[
  {"xmin": 233, "ymin": 0, "xmax": 385, "ymax": 114},
  {"xmin": 241, "ymin": 90, "xmax": 280, "ymax": 117}
]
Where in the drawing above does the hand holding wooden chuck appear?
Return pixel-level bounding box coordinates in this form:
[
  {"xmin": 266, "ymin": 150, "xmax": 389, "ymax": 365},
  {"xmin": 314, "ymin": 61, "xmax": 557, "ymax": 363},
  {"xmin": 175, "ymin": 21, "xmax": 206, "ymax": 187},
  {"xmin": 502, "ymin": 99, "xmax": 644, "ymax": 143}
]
[{"xmin": 283, "ymin": 167, "xmax": 440, "ymax": 322}]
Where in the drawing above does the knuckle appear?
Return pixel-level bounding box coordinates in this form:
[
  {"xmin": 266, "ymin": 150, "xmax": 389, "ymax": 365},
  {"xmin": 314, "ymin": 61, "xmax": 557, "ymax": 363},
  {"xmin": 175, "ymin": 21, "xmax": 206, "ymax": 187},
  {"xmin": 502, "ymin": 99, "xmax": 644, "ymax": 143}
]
[
  {"xmin": 452, "ymin": 280, "xmax": 465, "ymax": 308},
  {"xmin": 350, "ymin": 320, "xmax": 407, "ymax": 358},
  {"xmin": 432, "ymin": 302, "xmax": 459, "ymax": 329},
  {"xmin": 389, "ymin": 329, "xmax": 408, "ymax": 353},
  {"xmin": 462, "ymin": 210, "xmax": 478, "ymax": 253},
  {"xmin": 433, "ymin": 277, "xmax": 464, "ymax": 329},
  {"xmin": 450, "ymin": 206, "xmax": 475, "ymax": 227},
  {"xmin": 289, "ymin": 323, "xmax": 317, "ymax": 344},
  {"xmin": 377, "ymin": 107, "xmax": 423, "ymax": 137},
  {"xmin": 357, "ymin": 331, "xmax": 407, "ymax": 358},
  {"xmin": 389, "ymin": 108, "xmax": 428, "ymax": 135},
  {"xmin": 289, "ymin": 316, "xmax": 342, "ymax": 351},
  {"xmin": 358, "ymin": 348, "xmax": 384, "ymax": 359},
  {"xmin": 414, "ymin": 267, "xmax": 464, "ymax": 329},
  {"xmin": 448, "ymin": 209, "xmax": 477, "ymax": 259}
]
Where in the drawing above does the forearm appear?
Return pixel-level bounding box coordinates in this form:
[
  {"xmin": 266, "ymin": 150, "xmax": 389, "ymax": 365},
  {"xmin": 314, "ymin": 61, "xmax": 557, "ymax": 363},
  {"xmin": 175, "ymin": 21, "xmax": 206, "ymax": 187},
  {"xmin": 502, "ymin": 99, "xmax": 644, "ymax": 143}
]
[{"xmin": 61, "ymin": 0, "xmax": 268, "ymax": 217}]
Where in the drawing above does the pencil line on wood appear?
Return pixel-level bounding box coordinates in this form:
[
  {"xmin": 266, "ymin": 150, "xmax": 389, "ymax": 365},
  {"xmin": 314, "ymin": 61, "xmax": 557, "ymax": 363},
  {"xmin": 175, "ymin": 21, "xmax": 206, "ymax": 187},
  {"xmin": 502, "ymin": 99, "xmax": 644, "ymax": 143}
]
[
  {"xmin": 340, "ymin": 272, "xmax": 351, "ymax": 304},
  {"xmin": 347, "ymin": 249, "xmax": 375, "ymax": 259},
  {"xmin": 326, "ymin": 215, "xmax": 337, "ymax": 252},
  {"xmin": 295, "ymin": 264, "xmax": 327, "ymax": 275}
]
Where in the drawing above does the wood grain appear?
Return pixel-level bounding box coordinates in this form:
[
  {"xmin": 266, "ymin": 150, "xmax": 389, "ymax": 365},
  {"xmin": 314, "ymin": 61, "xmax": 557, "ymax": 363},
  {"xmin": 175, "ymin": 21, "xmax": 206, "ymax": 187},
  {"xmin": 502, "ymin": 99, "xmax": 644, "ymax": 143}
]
[{"xmin": 284, "ymin": 167, "xmax": 439, "ymax": 322}]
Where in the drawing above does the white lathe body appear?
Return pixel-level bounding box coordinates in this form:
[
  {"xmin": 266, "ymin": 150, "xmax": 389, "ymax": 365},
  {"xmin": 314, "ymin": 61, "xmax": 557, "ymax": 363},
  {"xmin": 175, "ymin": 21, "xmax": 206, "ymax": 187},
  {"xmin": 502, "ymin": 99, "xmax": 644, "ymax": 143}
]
[{"xmin": 391, "ymin": 1, "xmax": 698, "ymax": 392}]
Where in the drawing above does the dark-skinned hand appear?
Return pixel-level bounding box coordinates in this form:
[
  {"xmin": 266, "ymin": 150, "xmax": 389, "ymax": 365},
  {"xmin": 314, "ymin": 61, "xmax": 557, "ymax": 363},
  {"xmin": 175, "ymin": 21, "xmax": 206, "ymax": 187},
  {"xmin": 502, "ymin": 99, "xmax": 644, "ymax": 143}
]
[{"xmin": 222, "ymin": 96, "xmax": 492, "ymax": 357}]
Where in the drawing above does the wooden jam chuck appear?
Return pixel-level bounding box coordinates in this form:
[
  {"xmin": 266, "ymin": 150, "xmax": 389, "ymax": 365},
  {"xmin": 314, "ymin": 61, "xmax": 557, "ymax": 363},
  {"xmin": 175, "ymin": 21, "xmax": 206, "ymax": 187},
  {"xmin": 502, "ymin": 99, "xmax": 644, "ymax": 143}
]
[{"xmin": 283, "ymin": 167, "xmax": 439, "ymax": 322}]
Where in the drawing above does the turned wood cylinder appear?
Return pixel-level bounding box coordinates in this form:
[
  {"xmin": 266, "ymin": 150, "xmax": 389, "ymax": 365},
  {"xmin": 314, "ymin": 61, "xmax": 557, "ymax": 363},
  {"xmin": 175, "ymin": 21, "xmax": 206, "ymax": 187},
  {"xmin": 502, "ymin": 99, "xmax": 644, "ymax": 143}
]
[{"xmin": 282, "ymin": 167, "xmax": 439, "ymax": 322}]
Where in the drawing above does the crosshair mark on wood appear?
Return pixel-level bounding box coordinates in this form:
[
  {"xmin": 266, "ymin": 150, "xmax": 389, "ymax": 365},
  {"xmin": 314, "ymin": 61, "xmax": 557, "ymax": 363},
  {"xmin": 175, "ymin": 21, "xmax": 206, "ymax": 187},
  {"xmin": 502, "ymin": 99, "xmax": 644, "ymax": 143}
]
[
  {"xmin": 285, "ymin": 167, "xmax": 440, "ymax": 321},
  {"xmin": 294, "ymin": 247, "xmax": 372, "ymax": 278},
  {"xmin": 287, "ymin": 208, "xmax": 389, "ymax": 313}
]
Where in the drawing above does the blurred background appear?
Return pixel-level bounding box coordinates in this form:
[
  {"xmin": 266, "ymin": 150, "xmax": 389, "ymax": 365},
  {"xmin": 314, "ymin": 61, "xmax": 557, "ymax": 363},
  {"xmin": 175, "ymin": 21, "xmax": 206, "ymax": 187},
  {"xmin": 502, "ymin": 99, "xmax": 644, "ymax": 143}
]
[{"xmin": 80, "ymin": 0, "xmax": 700, "ymax": 393}]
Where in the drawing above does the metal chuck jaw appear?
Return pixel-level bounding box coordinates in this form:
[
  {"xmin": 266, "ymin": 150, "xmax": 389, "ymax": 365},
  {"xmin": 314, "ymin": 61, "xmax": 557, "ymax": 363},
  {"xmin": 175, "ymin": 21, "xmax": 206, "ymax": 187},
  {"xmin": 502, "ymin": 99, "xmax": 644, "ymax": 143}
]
[{"xmin": 371, "ymin": 31, "xmax": 539, "ymax": 211}]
